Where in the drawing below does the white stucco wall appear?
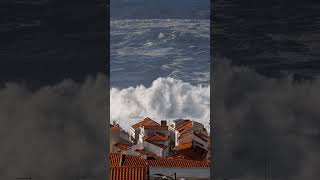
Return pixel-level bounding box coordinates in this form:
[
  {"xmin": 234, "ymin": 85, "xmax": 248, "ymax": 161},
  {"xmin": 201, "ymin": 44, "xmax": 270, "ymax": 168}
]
[{"xmin": 143, "ymin": 141, "xmax": 164, "ymax": 157}]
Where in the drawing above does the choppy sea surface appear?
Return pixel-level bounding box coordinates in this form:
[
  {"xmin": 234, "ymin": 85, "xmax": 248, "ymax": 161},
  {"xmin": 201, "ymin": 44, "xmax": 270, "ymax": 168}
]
[
  {"xmin": 111, "ymin": 19, "xmax": 210, "ymax": 88},
  {"xmin": 110, "ymin": 19, "xmax": 210, "ymax": 130}
]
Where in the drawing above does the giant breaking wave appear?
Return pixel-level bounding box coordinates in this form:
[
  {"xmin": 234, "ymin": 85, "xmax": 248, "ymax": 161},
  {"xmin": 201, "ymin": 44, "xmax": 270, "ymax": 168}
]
[{"xmin": 110, "ymin": 77, "xmax": 210, "ymax": 130}]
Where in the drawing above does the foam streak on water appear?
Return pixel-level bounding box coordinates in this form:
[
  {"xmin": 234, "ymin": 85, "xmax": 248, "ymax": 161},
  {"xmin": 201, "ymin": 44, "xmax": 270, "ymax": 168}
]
[{"xmin": 111, "ymin": 19, "xmax": 210, "ymax": 88}]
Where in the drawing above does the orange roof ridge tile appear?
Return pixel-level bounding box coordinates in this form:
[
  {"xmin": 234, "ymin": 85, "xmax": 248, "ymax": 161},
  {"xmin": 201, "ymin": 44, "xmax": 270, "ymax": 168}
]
[
  {"xmin": 147, "ymin": 158, "xmax": 209, "ymax": 168},
  {"xmin": 131, "ymin": 117, "xmax": 160, "ymax": 129}
]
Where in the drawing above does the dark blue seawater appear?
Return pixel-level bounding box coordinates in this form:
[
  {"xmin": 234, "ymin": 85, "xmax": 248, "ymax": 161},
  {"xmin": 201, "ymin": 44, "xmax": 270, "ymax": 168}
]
[{"xmin": 110, "ymin": 19, "xmax": 210, "ymax": 88}]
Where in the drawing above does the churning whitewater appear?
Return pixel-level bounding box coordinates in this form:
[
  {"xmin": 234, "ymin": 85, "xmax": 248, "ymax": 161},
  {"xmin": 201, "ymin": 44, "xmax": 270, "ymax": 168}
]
[
  {"xmin": 110, "ymin": 77, "xmax": 210, "ymax": 131},
  {"xmin": 110, "ymin": 19, "xmax": 210, "ymax": 130}
]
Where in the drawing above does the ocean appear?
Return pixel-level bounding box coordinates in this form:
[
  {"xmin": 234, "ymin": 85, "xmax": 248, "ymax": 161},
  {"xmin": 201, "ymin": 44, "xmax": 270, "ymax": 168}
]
[{"xmin": 110, "ymin": 19, "xmax": 210, "ymax": 130}]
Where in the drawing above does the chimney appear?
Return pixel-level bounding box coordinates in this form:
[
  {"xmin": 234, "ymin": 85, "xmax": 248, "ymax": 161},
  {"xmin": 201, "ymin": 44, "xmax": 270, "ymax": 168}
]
[{"xmin": 161, "ymin": 120, "xmax": 167, "ymax": 126}]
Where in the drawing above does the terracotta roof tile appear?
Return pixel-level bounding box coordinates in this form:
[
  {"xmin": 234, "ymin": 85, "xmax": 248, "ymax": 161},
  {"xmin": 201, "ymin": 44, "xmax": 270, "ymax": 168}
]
[
  {"xmin": 175, "ymin": 120, "xmax": 193, "ymax": 132},
  {"xmin": 110, "ymin": 153, "xmax": 121, "ymax": 167},
  {"xmin": 145, "ymin": 133, "xmax": 169, "ymax": 142},
  {"xmin": 110, "ymin": 167, "xmax": 145, "ymax": 180},
  {"xmin": 178, "ymin": 131, "xmax": 192, "ymax": 140},
  {"xmin": 144, "ymin": 125, "xmax": 168, "ymax": 130},
  {"xmin": 147, "ymin": 158, "xmax": 209, "ymax": 168},
  {"xmin": 174, "ymin": 142, "xmax": 193, "ymax": 151},
  {"xmin": 176, "ymin": 146, "xmax": 208, "ymax": 161},
  {"xmin": 131, "ymin": 117, "xmax": 160, "ymax": 129},
  {"xmin": 122, "ymin": 155, "xmax": 146, "ymax": 167}
]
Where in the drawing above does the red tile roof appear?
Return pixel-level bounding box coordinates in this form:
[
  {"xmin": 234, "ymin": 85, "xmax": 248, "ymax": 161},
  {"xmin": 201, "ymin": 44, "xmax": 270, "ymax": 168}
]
[
  {"xmin": 176, "ymin": 146, "xmax": 208, "ymax": 161},
  {"xmin": 131, "ymin": 117, "xmax": 160, "ymax": 129},
  {"xmin": 109, "ymin": 154, "xmax": 147, "ymax": 180},
  {"xmin": 110, "ymin": 167, "xmax": 146, "ymax": 180},
  {"xmin": 109, "ymin": 153, "xmax": 209, "ymax": 180},
  {"xmin": 144, "ymin": 125, "xmax": 168, "ymax": 130},
  {"xmin": 147, "ymin": 158, "xmax": 209, "ymax": 168},
  {"xmin": 175, "ymin": 120, "xmax": 193, "ymax": 132},
  {"xmin": 110, "ymin": 153, "xmax": 121, "ymax": 167},
  {"xmin": 122, "ymin": 155, "xmax": 146, "ymax": 167},
  {"xmin": 174, "ymin": 142, "xmax": 193, "ymax": 151},
  {"xmin": 178, "ymin": 131, "xmax": 193, "ymax": 140},
  {"xmin": 145, "ymin": 133, "xmax": 169, "ymax": 142}
]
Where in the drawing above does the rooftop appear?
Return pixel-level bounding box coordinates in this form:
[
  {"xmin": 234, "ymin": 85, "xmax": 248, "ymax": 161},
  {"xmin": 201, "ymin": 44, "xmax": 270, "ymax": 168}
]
[
  {"xmin": 145, "ymin": 132, "xmax": 169, "ymax": 142},
  {"xmin": 147, "ymin": 157, "xmax": 210, "ymax": 168},
  {"xmin": 174, "ymin": 142, "xmax": 193, "ymax": 151},
  {"xmin": 175, "ymin": 120, "xmax": 193, "ymax": 133},
  {"xmin": 144, "ymin": 125, "xmax": 168, "ymax": 130},
  {"xmin": 110, "ymin": 153, "xmax": 209, "ymax": 169},
  {"xmin": 110, "ymin": 153, "xmax": 121, "ymax": 167},
  {"xmin": 175, "ymin": 146, "xmax": 208, "ymax": 161},
  {"xmin": 131, "ymin": 117, "xmax": 160, "ymax": 129},
  {"xmin": 110, "ymin": 167, "xmax": 145, "ymax": 180},
  {"xmin": 122, "ymin": 155, "xmax": 146, "ymax": 167}
]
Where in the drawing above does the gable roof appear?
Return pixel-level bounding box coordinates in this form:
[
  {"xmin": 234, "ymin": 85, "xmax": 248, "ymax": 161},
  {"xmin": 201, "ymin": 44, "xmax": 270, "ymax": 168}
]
[
  {"xmin": 175, "ymin": 120, "xmax": 193, "ymax": 132},
  {"xmin": 145, "ymin": 133, "xmax": 169, "ymax": 142},
  {"xmin": 131, "ymin": 117, "xmax": 160, "ymax": 129},
  {"xmin": 144, "ymin": 125, "xmax": 168, "ymax": 130}
]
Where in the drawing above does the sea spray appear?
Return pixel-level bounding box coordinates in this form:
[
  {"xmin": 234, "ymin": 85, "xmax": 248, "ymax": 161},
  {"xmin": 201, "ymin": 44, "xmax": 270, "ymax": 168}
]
[{"xmin": 110, "ymin": 77, "xmax": 210, "ymax": 130}]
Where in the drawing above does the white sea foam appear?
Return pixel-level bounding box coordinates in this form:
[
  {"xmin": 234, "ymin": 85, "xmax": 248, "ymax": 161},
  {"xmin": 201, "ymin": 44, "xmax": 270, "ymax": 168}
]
[
  {"xmin": 158, "ymin": 32, "xmax": 165, "ymax": 38},
  {"xmin": 110, "ymin": 77, "xmax": 210, "ymax": 131}
]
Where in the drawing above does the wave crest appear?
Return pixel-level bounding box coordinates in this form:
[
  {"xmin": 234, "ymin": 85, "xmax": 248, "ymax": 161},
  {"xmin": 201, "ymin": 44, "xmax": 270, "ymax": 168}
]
[{"xmin": 110, "ymin": 77, "xmax": 210, "ymax": 130}]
